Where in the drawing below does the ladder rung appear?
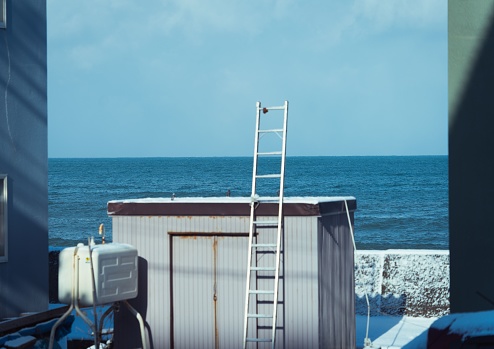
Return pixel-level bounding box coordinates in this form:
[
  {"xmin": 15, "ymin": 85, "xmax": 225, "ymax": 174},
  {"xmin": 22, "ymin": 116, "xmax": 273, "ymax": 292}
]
[
  {"xmin": 250, "ymin": 267, "xmax": 276, "ymax": 271},
  {"xmin": 254, "ymin": 197, "xmax": 281, "ymax": 203},
  {"xmin": 257, "ymin": 300, "xmax": 284, "ymax": 305},
  {"xmin": 246, "ymin": 338, "xmax": 273, "ymax": 343},
  {"xmin": 256, "ymin": 174, "xmax": 281, "ymax": 178},
  {"xmin": 258, "ymin": 105, "xmax": 285, "ymax": 111},
  {"xmin": 258, "ymin": 129, "xmax": 283, "ymax": 133},
  {"xmin": 257, "ymin": 274, "xmax": 284, "ymax": 280},
  {"xmin": 247, "ymin": 313, "xmax": 272, "ymax": 318},
  {"xmin": 249, "ymin": 290, "xmax": 274, "ymax": 294},
  {"xmin": 258, "ymin": 326, "xmax": 284, "ymax": 330},
  {"xmin": 257, "ymin": 151, "xmax": 282, "ymax": 156},
  {"xmin": 252, "ymin": 243, "xmax": 277, "ymax": 248},
  {"xmin": 253, "ymin": 220, "xmax": 278, "ymax": 225}
]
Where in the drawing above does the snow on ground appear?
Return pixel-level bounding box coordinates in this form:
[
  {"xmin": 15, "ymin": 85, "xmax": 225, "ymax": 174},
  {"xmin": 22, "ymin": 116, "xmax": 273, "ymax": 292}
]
[
  {"xmin": 354, "ymin": 250, "xmax": 448, "ymax": 348},
  {"xmin": 356, "ymin": 315, "xmax": 436, "ymax": 349},
  {"xmin": 357, "ymin": 310, "xmax": 494, "ymax": 348}
]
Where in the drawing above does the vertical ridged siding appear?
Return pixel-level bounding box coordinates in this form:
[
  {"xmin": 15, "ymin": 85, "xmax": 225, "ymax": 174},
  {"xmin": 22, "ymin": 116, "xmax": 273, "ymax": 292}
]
[
  {"xmin": 173, "ymin": 236, "xmax": 214, "ymax": 348},
  {"xmin": 112, "ymin": 211, "xmax": 355, "ymax": 349},
  {"xmin": 216, "ymin": 235, "xmax": 249, "ymax": 347},
  {"xmin": 318, "ymin": 213, "xmax": 356, "ymax": 349},
  {"xmin": 283, "ymin": 216, "xmax": 319, "ymax": 349},
  {"xmin": 113, "ymin": 215, "xmax": 173, "ymax": 349},
  {"xmin": 113, "ymin": 215, "xmax": 251, "ymax": 349}
]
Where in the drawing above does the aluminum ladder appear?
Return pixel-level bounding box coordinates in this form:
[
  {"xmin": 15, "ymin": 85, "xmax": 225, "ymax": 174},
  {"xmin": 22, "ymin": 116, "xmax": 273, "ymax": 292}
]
[{"xmin": 242, "ymin": 101, "xmax": 288, "ymax": 349}]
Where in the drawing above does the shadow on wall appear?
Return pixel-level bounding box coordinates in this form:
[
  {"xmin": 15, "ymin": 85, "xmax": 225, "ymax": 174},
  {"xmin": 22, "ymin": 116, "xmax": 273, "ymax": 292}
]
[
  {"xmin": 48, "ymin": 249, "xmax": 61, "ymax": 303},
  {"xmin": 114, "ymin": 257, "xmax": 152, "ymax": 349},
  {"xmin": 356, "ymin": 294, "xmax": 408, "ymax": 316},
  {"xmin": 356, "ymin": 292, "xmax": 450, "ymax": 318}
]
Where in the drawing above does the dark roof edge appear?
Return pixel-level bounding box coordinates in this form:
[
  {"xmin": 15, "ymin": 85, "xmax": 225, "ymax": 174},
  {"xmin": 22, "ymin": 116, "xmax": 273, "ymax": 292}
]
[{"xmin": 108, "ymin": 198, "xmax": 357, "ymax": 217}]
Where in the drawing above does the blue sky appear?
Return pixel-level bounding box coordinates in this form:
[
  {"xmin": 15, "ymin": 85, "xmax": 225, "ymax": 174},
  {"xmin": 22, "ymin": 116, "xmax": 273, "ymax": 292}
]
[{"xmin": 47, "ymin": 0, "xmax": 447, "ymax": 158}]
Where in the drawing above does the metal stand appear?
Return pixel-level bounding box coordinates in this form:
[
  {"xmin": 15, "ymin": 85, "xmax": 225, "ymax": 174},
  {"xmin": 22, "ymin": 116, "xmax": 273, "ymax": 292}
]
[
  {"xmin": 122, "ymin": 300, "xmax": 149, "ymax": 349},
  {"xmin": 49, "ymin": 244, "xmax": 99, "ymax": 349}
]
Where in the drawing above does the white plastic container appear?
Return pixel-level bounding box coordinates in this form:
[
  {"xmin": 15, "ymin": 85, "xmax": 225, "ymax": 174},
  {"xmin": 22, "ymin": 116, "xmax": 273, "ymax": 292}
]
[{"xmin": 58, "ymin": 243, "xmax": 138, "ymax": 306}]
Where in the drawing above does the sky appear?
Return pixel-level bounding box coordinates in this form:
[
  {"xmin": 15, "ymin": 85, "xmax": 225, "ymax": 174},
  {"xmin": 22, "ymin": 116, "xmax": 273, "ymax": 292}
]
[{"xmin": 47, "ymin": 0, "xmax": 447, "ymax": 158}]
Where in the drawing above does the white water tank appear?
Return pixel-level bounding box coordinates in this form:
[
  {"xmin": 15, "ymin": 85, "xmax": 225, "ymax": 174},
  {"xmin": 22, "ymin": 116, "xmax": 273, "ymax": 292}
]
[{"xmin": 58, "ymin": 243, "xmax": 138, "ymax": 306}]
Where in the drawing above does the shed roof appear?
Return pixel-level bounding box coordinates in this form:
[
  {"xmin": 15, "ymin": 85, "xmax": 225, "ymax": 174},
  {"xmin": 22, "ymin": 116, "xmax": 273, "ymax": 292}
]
[{"xmin": 107, "ymin": 196, "xmax": 356, "ymax": 217}]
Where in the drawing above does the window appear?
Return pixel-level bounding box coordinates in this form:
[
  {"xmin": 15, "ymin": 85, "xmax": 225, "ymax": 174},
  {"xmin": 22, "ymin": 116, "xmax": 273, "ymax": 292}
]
[
  {"xmin": 0, "ymin": 175, "xmax": 7, "ymax": 262},
  {"xmin": 0, "ymin": 0, "xmax": 6, "ymax": 29}
]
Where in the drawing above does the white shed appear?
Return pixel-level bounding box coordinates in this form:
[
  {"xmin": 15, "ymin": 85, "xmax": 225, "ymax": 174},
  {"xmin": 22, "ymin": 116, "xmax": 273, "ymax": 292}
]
[{"xmin": 107, "ymin": 196, "xmax": 357, "ymax": 349}]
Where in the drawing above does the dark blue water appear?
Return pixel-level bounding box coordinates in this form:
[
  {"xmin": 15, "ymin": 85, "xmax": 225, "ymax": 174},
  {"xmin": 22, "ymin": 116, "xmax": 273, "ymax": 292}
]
[{"xmin": 48, "ymin": 156, "xmax": 448, "ymax": 250}]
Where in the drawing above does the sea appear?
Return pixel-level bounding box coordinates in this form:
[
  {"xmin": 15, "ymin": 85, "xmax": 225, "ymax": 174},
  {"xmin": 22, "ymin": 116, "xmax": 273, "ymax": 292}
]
[{"xmin": 48, "ymin": 156, "xmax": 448, "ymax": 250}]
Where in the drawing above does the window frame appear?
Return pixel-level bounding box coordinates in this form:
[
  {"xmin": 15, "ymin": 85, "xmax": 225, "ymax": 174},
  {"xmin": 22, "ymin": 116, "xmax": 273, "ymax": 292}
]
[
  {"xmin": 0, "ymin": 0, "xmax": 6, "ymax": 29},
  {"xmin": 0, "ymin": 174, "xmax": 7, "ymax": 263}
]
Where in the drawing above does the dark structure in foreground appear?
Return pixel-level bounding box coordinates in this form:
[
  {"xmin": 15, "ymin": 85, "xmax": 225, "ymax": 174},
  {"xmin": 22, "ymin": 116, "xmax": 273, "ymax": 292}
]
[
  {"xmin": 449, "ymin": 0, "xmax": 494, "ymax": 313},
  {"xmin": 0, "ymin": 0, "xmax": 49, "ymax": 319}
]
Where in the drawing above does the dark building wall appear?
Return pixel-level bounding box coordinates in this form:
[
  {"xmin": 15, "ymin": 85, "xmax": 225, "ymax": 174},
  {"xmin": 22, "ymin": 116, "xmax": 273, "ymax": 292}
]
[
  {"xmin": 0, "ymin": 0, "xmax": 48, "ymax": 317},
  {"xmin": 318, "ymin": 212, "xmax": 356, "ymax": 349},
  {"xmin": 449, "ymin": 0, "xmax": 494, "ymax": 312}
]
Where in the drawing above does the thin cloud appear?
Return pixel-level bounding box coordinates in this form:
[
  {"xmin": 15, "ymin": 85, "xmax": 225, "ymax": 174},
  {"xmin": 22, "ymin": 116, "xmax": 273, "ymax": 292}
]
[
  {"xmin": 49, "ymin": 0, "xmax": 277, "ymax": 69},
  {"xmin": 297, "ymin": 0, "xmax": 445, "ymax": 52},
  {"xmin": 352, "ymin": 0, "xmax": 446, "ymax": 31}
]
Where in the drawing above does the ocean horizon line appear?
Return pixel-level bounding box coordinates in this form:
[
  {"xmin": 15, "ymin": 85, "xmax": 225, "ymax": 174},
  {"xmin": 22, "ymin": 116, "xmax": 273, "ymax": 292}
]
[{"xmin": 48, "ymin": 154, "xmax": 448, "ymax": 160}]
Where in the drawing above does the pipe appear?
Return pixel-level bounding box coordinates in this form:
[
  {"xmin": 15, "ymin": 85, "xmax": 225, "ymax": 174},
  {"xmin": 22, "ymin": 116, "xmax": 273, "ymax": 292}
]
[
  {"xmin": 88, "ymin": 237, "xmax": 100, "ymax": 349},
  {"xmin": 123, "ymin": 300, "xmax": 148, "ymax": 349},
  {"xmin": 344, "ymin": 199, "xmax": 373, "ymax": 348},
  {"xmin": 48, "ymin": 245, "xmax": 81, "ymax": 349}
]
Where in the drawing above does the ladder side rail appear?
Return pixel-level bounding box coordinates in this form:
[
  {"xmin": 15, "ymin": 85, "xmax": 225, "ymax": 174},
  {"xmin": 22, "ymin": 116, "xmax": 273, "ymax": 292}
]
[
  {"xmin": 280, "ymin": 216, "xmax": 286, "ymax": 349},
  {"xmin": 270, "ymin": 100, "xmax": 288, "ymax": 349},
  {"xmin": 243, "ymin": 101, "xmax": 263, "ymax": 349},
  {"xmin": 244, "ymin": 205, "xmax": 257, "ymax": 349},
  {"xmin": 251, "ymin": 101, "xmax": 262, "ymax": 199}
]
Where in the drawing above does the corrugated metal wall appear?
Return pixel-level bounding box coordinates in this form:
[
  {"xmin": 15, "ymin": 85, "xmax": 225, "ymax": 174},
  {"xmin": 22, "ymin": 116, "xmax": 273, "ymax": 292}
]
[
  {"xmin": 283, "ymin": 216, "xmax": 319, "ymax": 349},
  {"xmin": 113, "ymin": 215, "xmax": 252, "ymax": 349},
  {"xmin": 113, "ymin": 215, "xmax": 172, "ymax": 349},
  {"xmin": 318, "ymin": 213, "xmax": 356, "ymax": 349},
  {"xmin": 172, "ymin": 236, "xmax": 215, "ymax": 348},
  {"xmin": 112, "ymin": 212, "xmax": 354, "ymax": 349}
]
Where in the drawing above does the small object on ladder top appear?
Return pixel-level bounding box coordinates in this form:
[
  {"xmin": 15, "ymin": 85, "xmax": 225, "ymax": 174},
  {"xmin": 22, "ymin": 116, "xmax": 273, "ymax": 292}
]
[{"xmin": 262, "ymin": 107, "xmax": 268, "ymax": 114}]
